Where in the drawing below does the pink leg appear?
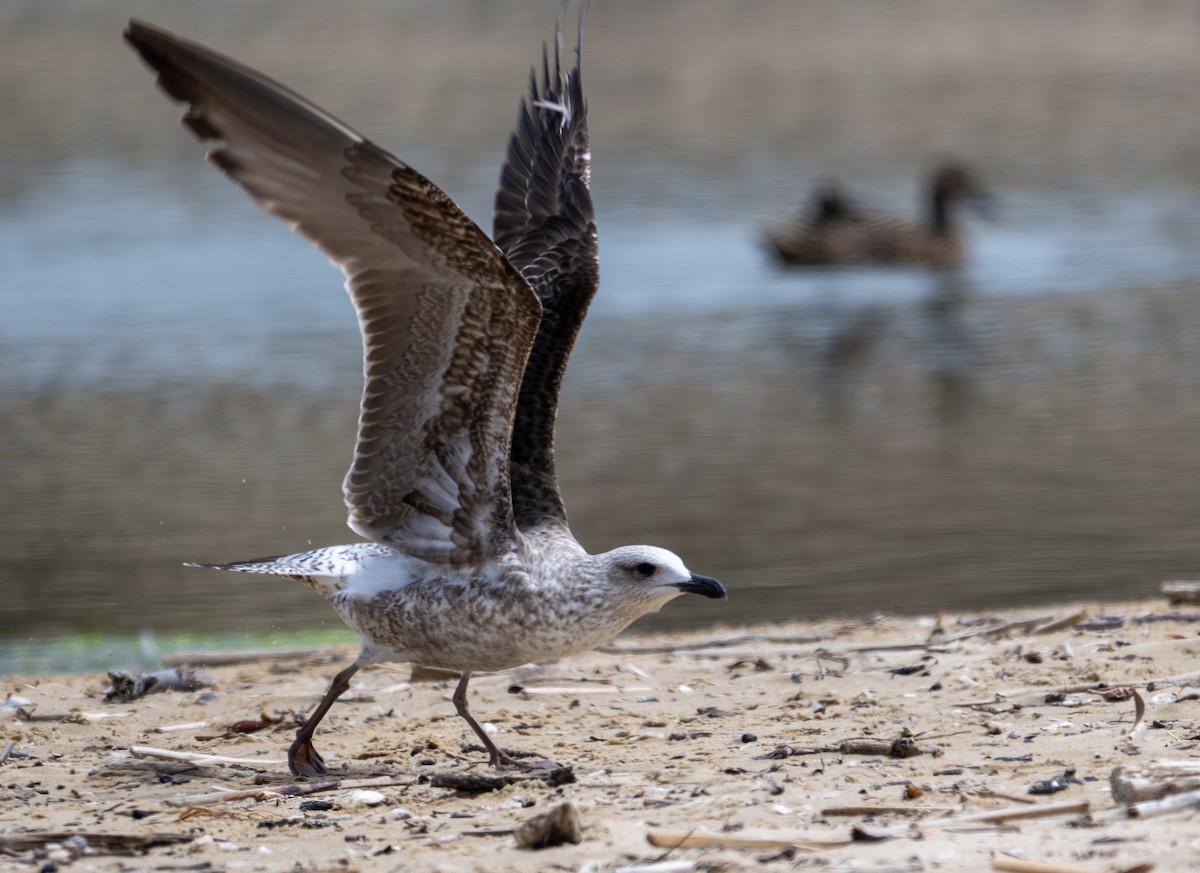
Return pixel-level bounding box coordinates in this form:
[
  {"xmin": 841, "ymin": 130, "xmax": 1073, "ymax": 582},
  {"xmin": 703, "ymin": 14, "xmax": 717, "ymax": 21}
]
[
  {"xmin": 452, "ymin": 671, "xmax": 558, "ymax": 770},
  {"xmin": 289, "ymin": 662, "xmax": 360, "ymax": 777}
]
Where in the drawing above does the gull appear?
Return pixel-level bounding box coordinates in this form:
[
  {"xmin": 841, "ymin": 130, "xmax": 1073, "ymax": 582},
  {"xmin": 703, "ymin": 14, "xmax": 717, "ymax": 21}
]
[{"xmin": 124, "ymin": 4, "xmax": 726, "ymax": 777}]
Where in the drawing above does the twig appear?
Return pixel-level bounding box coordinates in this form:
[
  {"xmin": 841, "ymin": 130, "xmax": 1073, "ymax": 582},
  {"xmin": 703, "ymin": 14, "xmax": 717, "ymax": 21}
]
[
  {"xmin": 975, "ymin": 789, "xmax": 1037, "ymax": 805},
  {"xmin": 932, "ymin": 800, "xmax": 1089, "ymax": 825},
  {"xmin": 599, "ymin": 630, "xmax": 824, "ymax": 655},
  {"xmin": 992, "ymin": 859, "xmax": 1147, "ymax": 873},
  {"xmin": 0, "ymin": 740, "xmax": 14, "ymax": 766},
  {"xmin": 1031, "ymin": 609, "xmax": 1089, "ymax": 635},
  {"xmin": 513, "ymin": 685, "xmax": 649, "ymax": 697},
  {"xmin": 755, "ymin": 737, "xmax": 930, "ymax": 760},
  {"xmin": 130, "ymin": 745, "xmax": 284, "ymax": 767},
  {"xmin": 820, "ymin": 805, "xmax": 955, "ymax": 817},
  {"xmin": 646, "ymin": 829, "xmax": 846, "ymax": 851},
  {"xmin": 0, "ymin": 832, "xmax": 193, "ymax": 852},
  {"xmin": 166, "ymin": 775, "xmax": 415, "ymax": 807},
  {"xmin": 155, "ymin": 721, "xmax": 209, "ymax": 733},
  {"xmin": 959, "ymin": 669, "xmax": 1200, "ymax": 709}
]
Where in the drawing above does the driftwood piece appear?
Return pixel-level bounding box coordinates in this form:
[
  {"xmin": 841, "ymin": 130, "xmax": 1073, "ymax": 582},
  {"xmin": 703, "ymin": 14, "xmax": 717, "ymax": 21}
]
[
  {"xmin": 428, "ymin": 767, "xmax": 575, "ymax": 793},
  {"xmin": 1127, "ymin": 787, "xmax": 1200, "ymax": 819},
  {"xmin": 0, "ymin": 832, "xmax": 193, "ymax": 853},
  {"xmin": 821, "ymin": 805, "xmax": 955, "ymax": 817},
  {"xmin": 1162, "ymin": 580, "xmax": 1200, "ymax": 605},
  {"xmin": 1112, "ymin": 759, "xmax": 1200, "ymax": 805},
  {"xmin": 167, "ymin": 774, "xmax": 414, "ymax": 807},
  {"xmin": 103, "ymin": 668, "xmax": 215, "ymax": 702},
  {"xmin": 754, "ymin": 736, "xmax": 930, "ymax": 760},
  {"xmin": 993, "ymin": 859, "xmax": 1154, "ymax": 873}
]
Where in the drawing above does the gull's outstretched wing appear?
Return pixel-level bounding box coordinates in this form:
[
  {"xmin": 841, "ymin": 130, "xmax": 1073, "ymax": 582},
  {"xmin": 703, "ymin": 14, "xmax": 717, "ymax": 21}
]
[
  {"xmin": 493, "ymin": 2, "xmax": 599, "ymax": 531},
  {"xmin": 125, "ymin": 20, "xmax": 541, "ymax": 565}
]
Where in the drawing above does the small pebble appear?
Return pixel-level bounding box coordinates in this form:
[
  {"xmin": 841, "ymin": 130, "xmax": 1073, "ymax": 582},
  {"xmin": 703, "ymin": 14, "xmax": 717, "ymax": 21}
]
[
  {"xmin": 740, "ymin": 733, "xmax": 758, "ymax": 743},
  {"xmin": 348, "ymin": 789, "xmax": 387, "ymax": 807},
  {"xmin": 299, "ymin": 800, "xmax": 335, "ymax": 812},
  {"xmin": 514, "ymin": 801, "xmax": 582, "ymax": 849}
]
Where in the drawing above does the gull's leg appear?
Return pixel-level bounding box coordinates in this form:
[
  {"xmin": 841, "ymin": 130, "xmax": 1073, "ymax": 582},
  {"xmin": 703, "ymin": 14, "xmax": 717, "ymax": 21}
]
[
  {"xmin": 289, "ymin": 661, "xmax": 360, "ymax": 777},
  {"xmin": 452, "ymin": 671, "xmax": 558, "ymax": 770}
]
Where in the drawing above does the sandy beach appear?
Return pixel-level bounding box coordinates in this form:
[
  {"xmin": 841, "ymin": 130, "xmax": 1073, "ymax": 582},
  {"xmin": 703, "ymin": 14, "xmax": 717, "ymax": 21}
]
[{"xmin": 3, "ymin": 595, "xmax": 1199, "ymax": 872}]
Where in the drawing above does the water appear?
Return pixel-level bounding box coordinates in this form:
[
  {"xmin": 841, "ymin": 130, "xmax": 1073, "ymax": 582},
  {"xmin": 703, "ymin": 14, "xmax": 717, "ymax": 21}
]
[{"xmin": 2, "ymin": 0, "xmax": 1199, "ymax": 673}]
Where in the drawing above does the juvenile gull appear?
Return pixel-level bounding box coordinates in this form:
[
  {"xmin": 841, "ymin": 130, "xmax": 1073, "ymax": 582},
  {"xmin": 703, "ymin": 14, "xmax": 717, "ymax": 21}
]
[{"xmin": 124, "ymin": 5, "xmax": 726, "ymax": 777}]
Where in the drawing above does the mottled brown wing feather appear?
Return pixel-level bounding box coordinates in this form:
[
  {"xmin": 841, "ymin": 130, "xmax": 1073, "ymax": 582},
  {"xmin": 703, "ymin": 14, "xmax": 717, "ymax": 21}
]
[
  {"xmin": 125, "ymin": 20, "xmax": 542, "ymax": 565},
  {"xmin": 493, "ymin": 3, "xmax": 599, "ymax": 530}
]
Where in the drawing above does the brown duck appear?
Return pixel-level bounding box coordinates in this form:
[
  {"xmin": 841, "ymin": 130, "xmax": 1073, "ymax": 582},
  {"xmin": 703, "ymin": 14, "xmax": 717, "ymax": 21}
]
[{"xmin": 764, "ymin": 163, "xmax": 990, "ymax": 268}]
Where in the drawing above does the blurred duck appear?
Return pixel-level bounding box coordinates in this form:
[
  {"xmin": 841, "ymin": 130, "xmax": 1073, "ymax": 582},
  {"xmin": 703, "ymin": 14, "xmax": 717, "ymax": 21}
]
[{"xmin": 764, "ymin": 162, "xmax": 990, "ymax": 268}]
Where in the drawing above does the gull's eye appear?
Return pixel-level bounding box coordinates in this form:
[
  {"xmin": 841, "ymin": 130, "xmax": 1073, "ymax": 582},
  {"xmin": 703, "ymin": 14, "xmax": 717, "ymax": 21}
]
[{"xmin": 634, "ymin": 562, "xmax": 656, "ymax": 578}]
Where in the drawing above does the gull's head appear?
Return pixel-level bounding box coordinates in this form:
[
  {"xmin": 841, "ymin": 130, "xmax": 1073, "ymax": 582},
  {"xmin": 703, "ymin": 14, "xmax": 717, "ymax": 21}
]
[{"xmin": 594, "ymin": 544, "xmax": 726, "ymax": 613}]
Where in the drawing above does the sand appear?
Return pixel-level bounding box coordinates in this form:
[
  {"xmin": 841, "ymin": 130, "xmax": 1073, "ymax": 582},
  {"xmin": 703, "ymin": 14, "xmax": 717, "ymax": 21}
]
[{"xmin": 3, "ymin": 597, "xmax": 1199, "ymax": 872}]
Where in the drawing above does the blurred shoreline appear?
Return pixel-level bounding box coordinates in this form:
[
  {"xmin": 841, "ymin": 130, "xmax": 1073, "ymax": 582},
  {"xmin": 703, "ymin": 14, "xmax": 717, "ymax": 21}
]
[{"xmin": 2, "ymin": 0, "xmax": 1199, "ymax": 200}]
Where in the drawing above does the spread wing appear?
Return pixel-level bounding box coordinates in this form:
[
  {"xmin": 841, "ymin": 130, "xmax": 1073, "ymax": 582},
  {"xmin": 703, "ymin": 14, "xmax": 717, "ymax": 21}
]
[
  {"xmin": 493, "ymin": 2, "xmax": 599, "ymax": 531},
  {"xmin": 125, "ymin": 20, "xmax": 542, "ymax": 566}
]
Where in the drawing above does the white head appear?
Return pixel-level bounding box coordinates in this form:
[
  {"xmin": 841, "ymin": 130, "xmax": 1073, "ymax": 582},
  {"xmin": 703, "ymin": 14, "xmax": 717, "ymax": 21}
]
[{"xmin": 591, "ymin": 544, "xmax": 726, "ymax": 615}]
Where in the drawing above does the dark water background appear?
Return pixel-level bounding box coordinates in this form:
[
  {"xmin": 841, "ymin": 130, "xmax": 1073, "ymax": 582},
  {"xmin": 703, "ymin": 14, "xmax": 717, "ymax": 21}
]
[{"xmin": 3, "ymin": 0, "xmax": 1200, "ymax": 671}]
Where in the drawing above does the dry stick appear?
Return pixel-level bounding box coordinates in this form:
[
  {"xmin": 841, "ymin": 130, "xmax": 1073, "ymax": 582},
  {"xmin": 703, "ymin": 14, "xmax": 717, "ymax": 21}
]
[
  {"xmin": 599, "ymin": 630, "xmax": 825, "ymax": 655},
  {"xmin": 937, "ymin": 616, "xmax": 1048, "ymax": 643},
  {"xmin": 670, "ymin": 611, "xmax": 1076, "ymax": 661},
  {"xmin": 167, "ymin": 774, "xmax": 416, "ymax": 808},
  {"xmin": 0, "ymin": 740, "xmax": 14, "ymax": 765},
  {"xmin": 666, "ymin": 627, "xmax": 1048, "ymax": 660},
  {"xmin": 932, "ymin": 799, "xmax": 1089, "ymax": 826},
  {"xmin": 516, "ymin": 685, "xmax": 650, "ymax": 697},
  {"xmin": 976, "ymin": 789, "xmax": 1037, "ymax": 805},
  {"xmin": 959, "ymin": 670, "xmax": 1200, "ymax": 709},
  {"xmin": 130, "ymin": 745, "xmax": 285, "ymax": 767},
  {"xmin": 820, "ymin": 805, "xmax": 956, "ymax": 817},
  {"xmin": 0, "ymin": 832, "xmax": 194, "ymax": 852},
  {"xmin": 1031, "ymin": 609, "xmax": 1090, "ymax": 635},
  {"xmin": 992, "ymin": 860, "xmax": 1152, "ymax": 873},
  {"xmin": 646, "ymin": 830, "xmax": 846, "ymax": 851}
]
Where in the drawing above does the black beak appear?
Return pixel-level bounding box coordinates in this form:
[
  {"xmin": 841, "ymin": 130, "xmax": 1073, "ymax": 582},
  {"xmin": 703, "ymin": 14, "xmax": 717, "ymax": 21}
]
[{"xmin": 676, "ymin": 573, "xmax": 727, "ymax": 600}]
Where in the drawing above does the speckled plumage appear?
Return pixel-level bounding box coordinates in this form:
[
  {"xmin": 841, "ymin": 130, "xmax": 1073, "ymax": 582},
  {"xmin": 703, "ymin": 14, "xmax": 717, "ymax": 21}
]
[{"xmin": 125, "ymin": 3, "xmax": 725, "ymax": 776}]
